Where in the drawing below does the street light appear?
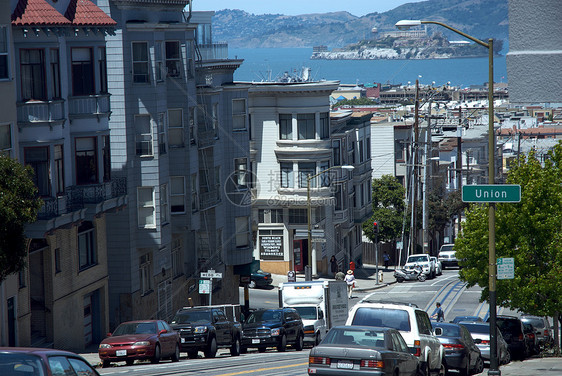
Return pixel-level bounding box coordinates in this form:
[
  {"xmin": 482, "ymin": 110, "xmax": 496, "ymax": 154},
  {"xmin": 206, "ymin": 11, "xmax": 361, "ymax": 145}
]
[
  {"xmin": 396, "ymin": 20, "xmax": 498, "ymax": 375},
  {"xmin": 306, "ymin": 165, "xmax": 355, "ymax": 281}
]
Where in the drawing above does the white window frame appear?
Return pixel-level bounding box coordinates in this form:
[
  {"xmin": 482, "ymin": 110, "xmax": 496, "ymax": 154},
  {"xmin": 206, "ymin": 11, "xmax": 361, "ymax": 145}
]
[
  {"xmin": 135, "ymin": 114, "xmax": 153, "ymax": 156},
  {"xmin": 137, "ymin": 187, "xmax": 156, "ymax": 228},
  {"xmin": 160, "ymin": 183, "xmax": 169, "ymax": 225},
  {"xmin": 280, "ymin": 162, "xmax": 293, "ymax": 188},
  {"xmin": 170, "ymin": 176, "xmax": 186, "ymax": 214},
  {"xmin": 234, "ymin": 157, "xmax": 248, "ymax": 190},
  {"xmin": 297, "ymin": 113, "xmax": 316, "ymax": 140},
  {"xmin": 132, "ymin": 41, "xmax": 149, "ymax": 84},
  {"xmin": 235, "ymin": 216, "xmax": 249, "ymax": 248},
  {"xmin": 232, "ymin": 98, "xmax": 247, "ymax": 130},
  {"xmin": 168, "ymin": 108, "xmax": 184, "ymax": 147}
]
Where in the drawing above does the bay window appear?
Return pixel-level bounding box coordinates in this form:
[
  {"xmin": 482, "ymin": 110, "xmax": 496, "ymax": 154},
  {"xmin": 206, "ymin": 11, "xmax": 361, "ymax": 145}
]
[
  {"xmin": 75, "ymin": 137, "xmax": 97, "ymax": 185},
  {"xmin": 71, "ymin": 47, "xmax": 94, "ymax": 96}
]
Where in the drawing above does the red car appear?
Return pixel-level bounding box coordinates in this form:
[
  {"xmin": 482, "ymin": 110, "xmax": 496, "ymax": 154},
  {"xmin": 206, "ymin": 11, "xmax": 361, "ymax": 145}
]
[
  {"xmin": 98, "ymin": 320, "xmax": 180, "ymax": 367},
  {"xmin": 0, "ymin": 347, "xmax": 99, "ymax": 375}
]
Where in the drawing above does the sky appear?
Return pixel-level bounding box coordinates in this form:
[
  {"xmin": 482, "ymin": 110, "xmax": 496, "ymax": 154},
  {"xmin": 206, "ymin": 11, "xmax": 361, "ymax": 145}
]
[{"xmin": 191, "ymin": 0, "xmax": 426, "ymax": 17}]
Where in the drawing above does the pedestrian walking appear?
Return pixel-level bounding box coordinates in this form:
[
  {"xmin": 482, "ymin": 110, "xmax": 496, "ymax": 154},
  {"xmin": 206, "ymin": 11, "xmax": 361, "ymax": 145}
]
[
  {"xmin": 335, "ymin": 269, "xmax": 345, "ymax": 281},
  {"xmin": 330, "ymin": 255, "xmax": 338, "ymax": 277},
  {"xmin": 344, "ymin": 270, "xmax": 356, "ymax": 298},
  {"xmin": 431, "ymin": 302, "xmax": 445, "ymax": 322},
  {"xmin": 383, "ymin": 251, "xmax": 390, "ymax": 270}
]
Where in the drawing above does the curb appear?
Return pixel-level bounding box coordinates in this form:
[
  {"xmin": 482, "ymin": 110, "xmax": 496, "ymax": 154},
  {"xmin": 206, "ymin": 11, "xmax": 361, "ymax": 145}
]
[{"xmin": 355, "ymin": 280, "xmax": 397, "ymax": 293}]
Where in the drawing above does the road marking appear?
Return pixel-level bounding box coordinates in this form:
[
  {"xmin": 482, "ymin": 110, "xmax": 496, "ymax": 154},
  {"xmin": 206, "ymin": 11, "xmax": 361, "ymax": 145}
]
[
  {"xmin": 431, "ymin": 275, "xmax": 457, "ymax": 286},
  {"xmin": 216, "ymin": 362, "xmax": 309, "ymax": 376}
]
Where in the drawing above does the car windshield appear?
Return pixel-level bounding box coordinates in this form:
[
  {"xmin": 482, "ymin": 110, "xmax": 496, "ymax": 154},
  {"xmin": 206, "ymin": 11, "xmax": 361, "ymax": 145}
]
[
  {"xmin": 171, "ymin": 311, "xmax": 212, "ymax": 324},
  {"xmin": 521, "ymin": 317, "xmax": 545, "ymax": 329},
  {"xmin": 322, "ymin": 328, "xmax": 386, "ymax": 348},
  {"xmin": 432, "ymin": 324, "xmax": 461, "ymax": 337},
  {"xmin": 351, "ymin": 307, "xmax": 411, "ymax": 332},
  {"xmin": 440, "ymin": 245, "xmax": 454, "ymax": 252},
  {"xmin": 497, "ymin": 319, "xmax": 522, "ymax": 334},
  {"xmin": 461, "ymin": 323, "xmax": 489, "ymax": 334},
  {"xmin": 0, "ymin": 353, "xmax": 45, "ymax": 376},
  {"xmin": 246, "ymin": 310, "xmax": 282, "ymax": 323},
  {"xmin": 113, "ymin": 322, "xmax": 157, "ymax": 335},
  {"xmin": 407, "ymin": 256, "xmax": 428, "ymax": 263},
  {"xmin": 293, "ymin": 307, "xmax": 317, "ymax": 320}
]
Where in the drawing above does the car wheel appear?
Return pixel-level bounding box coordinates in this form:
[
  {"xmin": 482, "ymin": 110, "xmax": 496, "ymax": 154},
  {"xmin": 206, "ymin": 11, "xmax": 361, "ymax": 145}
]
[
  {"xmin": 188, "ymin": 350, "xmax": 198, "ymax": 359},
  {"xmin": 151, "ymin": 344, "xmax": 161, "ymax": 364},
  {"xmin": 418, "ymin": 274, "xmax": 427, "ymax": 282},
  {"xmin": 230, "ymin": 336, "xmax": 241, "ymax": 356},
  {"xmin": 422, "ymin": 361, "xmax": 430, "ymax": 376},
  {"xmin": 474, "ymin": 356, "xmax": 484, "ymax": 374},
  {"xmin": 204, "ymin": 337, "xmax": 217, "ymax": 358},
  {"xmin": 126, "ymin": 359, "xmax": 134, "ymax": 366},
  {"xmin": 257, "ymin": 347, "xmax": 267, "ymax": 353},
  {"xmin": 249, "ymin": 280, "xmax": 256, "ymax": 289},
  {"xmin": 102, "ymin": 360, "xmax": 111, "ymax": 368},
  {"xmin": 503, "ymin": 350, "xmax": 511, "ymax": 364},
  {"xmin": 277, "ymin": 334, "xmax": 287, "ymax": 352},
  {"xmin": 171, "ymin": 343, "xmax": 180, "ymax": 362},
  {"xmin": 397, "ymin": 277, "xmax": 404, "ymax": 283},
  {"xmin": 295, "ymin": 333, "xmax": 304, "ymax": 351}
]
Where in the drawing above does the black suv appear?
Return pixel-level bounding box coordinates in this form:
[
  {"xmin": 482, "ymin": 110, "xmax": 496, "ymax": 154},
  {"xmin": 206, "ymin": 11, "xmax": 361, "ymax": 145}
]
[
  {"xmin": 488, "ymin": 315, "xmax": 528, "ymax": 359},
  {"xmin": 170, "ymin": 305, "xmax": 242, "ymax": 358},
  {"xmin": 241, "ymin": 308, "xmax": 304, "ymax": 353}
]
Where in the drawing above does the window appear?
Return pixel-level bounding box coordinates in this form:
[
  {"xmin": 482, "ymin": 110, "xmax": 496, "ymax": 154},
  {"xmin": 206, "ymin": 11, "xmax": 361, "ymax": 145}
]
[
  {"xmin": 259, "ymin": 209, "xmax": 284, "ymax": 223},
  {"xmin": 165, "ymin": 41, "xmax": 181, "ymax": 78},
  {"xmin": 186, "ymin": 41, "xmax": 194, "ymax": 78},
  {"xmin": 235, "ymin": 216, "xmax": 249, "ymax": 247},
  {"xmin": 171, "ymin": 176, "xmax": 186, "ymax": 214},
  {"xmin": 212, "ymin": 103, "xmax": 219, "ymax": 138},
  {"xmin": 0, "ymin": 123, "xmax": 12, "ymax": 154},
  {"xmin": 75, "ymin": 137, "xmax": 97, "ymax": 185},
  {"xmin": 320, "ymin": 112, "xmax": 329, "ymax": 139},
  {"xmin": 132, "ymin": 41, "xmax": 149, "ymax": 83},
  {"xmin": 78, "ymin": 221, "xmax": 97, "ymax": 270},
  {"xmin": 232, "ymin": 98, "xmax": 247, "ymax": 130},
  {"xmin": 332, "ymin": 140, "xmax": 341, "ymax": 166},
  {"xmin": 102, "ymin": 135, "xmax": 110, "ymax": 182},
  {"xmin": 24, "ymin": 146, "xmax": 50, "ymax": 196},
  {"xmin": 160, "ymin": 184, "xmax": 168, "ymax": 224},
  {"xmin": 395, "ymin": 140, "xmax": 405, "ymax": 161},
  {"xmin": 297, "ymin": 113, "xmax": 315, "ymax": 140},
  {"xmin": 298, "ymin": 162, "xmax": 316, "ymax": 188},
  {"xmin": 360, "ymin": 182, "xmax": 365, "ymax": 207},
  {"xmin": 140, "ymin": 253, "xmax": 153, "ymax": 294},
  {"xmin": 138, "ymin": 187, "xmax": 155, "ymax": 228},
  {"xmin": 234, "ymin": 158, "xmax": 248, "ymax": 190},
  {"xmin": 334, "ymin": 185, "xmax": 343, "ymax": 211},
  {"xmin": 99, "ymin": 47, "xmax": 107, "ymax": 93},
  {"xmin": 366, "ymin": 137, "xmax": 371, "ymax": 160},
  {"xmin": 319, "ymin": 161, "xmax": 330, "ymax": 187},
  {"xmin": 54, "ymin": 145, "xmax": 64, "ymax": 194},
  {"xmin": 135, "ymin": 114, "xmax": 153, "ymax": 156},
  {"xmin": 189, "ymin": 107, "xmax": 196, "ymax": 144},
  {"xmin": 154, "ymin": 41, "xmax": 163, "ymax": 81},
  {"xmin": 190, "ymin": 174, "xmax": 197, "ymax": 212},
  {"xmin": 280, "ymin": 162, "xmax": 293, "ymax": 188},
  {"xmin": 18, "ymin": 269, "xmax": 26, "ymax": 288},
  {"xmin": 171, "ymin": 237, "xmax": 183, "ymax": 277},
  {"xmin": 20, "ymin": 49, "xmax": 46, "ymax": 100},
  {"xmin": 71, "ymin": 47, "xmax": 94, "ymax": 95},
  {"xmin": 279, "ymin": 114, "xmax": 292, "ymax": 140},
  {"xmin": 50, "ymin": 49, "xmax": 61, "ymax": 98},
  {"xmin": 156, "ymin": 112, "xmax": 166, "ymax": 154},
  {"xmin": 0, "ymin": 26, "xmax": 9, "ymax": 79},
  {"xmin": 54, "ymin": 248, "xmax": 61, "ymax": 273},
  {"xmin": 359, "ymin": 140, "xmax": 364, "ymax": 163},
  {"xmin": 289, "ymin": 209, "xmax": 307, "ymax": 224},
  {"xmin": 168, "ymin": 109, "xmax": 184, "ymax": 147}
]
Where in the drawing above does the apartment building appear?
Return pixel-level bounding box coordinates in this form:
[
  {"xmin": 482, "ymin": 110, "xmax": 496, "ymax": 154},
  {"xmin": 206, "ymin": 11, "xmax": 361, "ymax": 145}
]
[{"xmin": 8, "ymin": 0, "xmax": 123, "ymax": 350}]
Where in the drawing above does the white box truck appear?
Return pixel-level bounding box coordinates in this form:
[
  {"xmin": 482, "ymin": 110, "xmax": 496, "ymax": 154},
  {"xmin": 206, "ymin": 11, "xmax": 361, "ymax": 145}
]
[{"xmin": 278, "ymin": 280, "xmax": 348, "ymax": 346}]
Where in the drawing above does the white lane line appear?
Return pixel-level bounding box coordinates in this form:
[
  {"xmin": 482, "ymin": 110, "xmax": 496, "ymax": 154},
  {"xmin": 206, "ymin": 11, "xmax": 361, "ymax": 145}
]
[{"xmin": 431, "ymin": 275, "xmax": 457, "ymax": 286}]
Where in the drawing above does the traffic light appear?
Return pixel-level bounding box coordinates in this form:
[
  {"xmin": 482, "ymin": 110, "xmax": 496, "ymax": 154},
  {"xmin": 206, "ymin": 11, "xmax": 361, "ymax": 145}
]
[{"xmin": 373, "ymin": 221, "xmax": 379, "ymax": 234}]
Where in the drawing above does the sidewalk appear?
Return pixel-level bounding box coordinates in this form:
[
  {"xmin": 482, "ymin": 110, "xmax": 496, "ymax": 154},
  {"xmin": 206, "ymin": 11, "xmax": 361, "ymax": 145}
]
[{"xmin": 474, "ymin": 357, "xmax": 562, "ymax": 375}]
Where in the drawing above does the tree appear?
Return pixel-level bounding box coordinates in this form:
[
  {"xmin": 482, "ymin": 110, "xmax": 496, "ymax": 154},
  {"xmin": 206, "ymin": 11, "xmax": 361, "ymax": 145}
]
[
  {"xmin": 363, "ymin": 175, "xmax": 406, "ymax": 243},
  {"xmin": 0, "ymin": 156, "xmax": 42, "ymax": 283},
  {"xmin": 455, "ymin": 145, "xmax": 562, "ymax": 320}
]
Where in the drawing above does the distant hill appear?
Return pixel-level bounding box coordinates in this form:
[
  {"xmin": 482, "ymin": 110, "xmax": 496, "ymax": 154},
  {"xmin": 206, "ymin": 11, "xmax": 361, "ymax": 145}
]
[{"xmin": 211, "ymin": 0, "xmax": 508, "ymax": 49}]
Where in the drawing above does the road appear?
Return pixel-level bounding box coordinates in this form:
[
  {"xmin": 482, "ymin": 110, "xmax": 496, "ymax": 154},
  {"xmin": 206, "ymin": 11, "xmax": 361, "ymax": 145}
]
[{"xmin": 98, "ymin": 269, "xmax": 517, "ymax": 376}]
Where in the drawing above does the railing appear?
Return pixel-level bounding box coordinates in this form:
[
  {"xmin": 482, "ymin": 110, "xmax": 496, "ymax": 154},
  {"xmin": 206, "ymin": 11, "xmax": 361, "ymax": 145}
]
[
  {"xmin": 333, "ymin": 208, "xmax": 349, "ymax": 223},
  {"xmin": 197, "ymin": 128, "xmax": 216, "ymax": 148},
  {"xmin": 17, "ymin": 100, "xmax": 65, "ymax": 126},
  {"xmin": 68, "ymin": 94, "xmax": 111, "ymax": 118},
  {"xmin": 196, "ymin": 43, "xmax": 228, "ymax": 61},
  {"xmin": 199, "ymin": 189, "xmax": 220, "ymax": 210}
]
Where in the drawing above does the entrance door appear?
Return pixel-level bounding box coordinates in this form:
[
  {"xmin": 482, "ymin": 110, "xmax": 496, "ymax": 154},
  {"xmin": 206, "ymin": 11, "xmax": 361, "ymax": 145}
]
[
  {"xmin": 7, "ymin": 297, "xmax": 16, "ymax": 346},
  {"xmin": 83, "ymin": 295, "xmax": 92, "ymax": 347},
  {"xmin": 293, "ymin": 240, "xmax": 308, "ymax": 272}
]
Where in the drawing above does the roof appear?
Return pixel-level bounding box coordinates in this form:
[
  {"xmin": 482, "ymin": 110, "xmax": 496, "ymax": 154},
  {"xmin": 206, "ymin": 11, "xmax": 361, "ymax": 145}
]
[{"xmin": 12, "ymin": 0, "xmax": 116, "ymax": 27}]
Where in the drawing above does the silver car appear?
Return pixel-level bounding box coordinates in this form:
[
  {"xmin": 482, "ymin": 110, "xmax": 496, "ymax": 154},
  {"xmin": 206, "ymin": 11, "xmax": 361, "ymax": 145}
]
[
  {"xmin": 521, "ymin": 315, "xmax": 553, "ymax": 349},
  {"xmin": 460, "ymin": 322, "xmax": 511, "ymax": 365}
]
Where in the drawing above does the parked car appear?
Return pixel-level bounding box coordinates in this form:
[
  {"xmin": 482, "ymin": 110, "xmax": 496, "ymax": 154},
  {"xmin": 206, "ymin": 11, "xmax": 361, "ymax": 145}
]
[
  {"xmin": 522, "ymin": 322, "xmax": 538, "ymax": 355},
  {"xmin": 170, "ymin": 305, "xmax": 242, "ymax": 358},
  {"xmin": 346, "ymin": 301, "xmax": 444, "ymax": 376},
  {"xmin": 431, "ymin": 322, "xmax": 484, "ymax": 376},
  {"xmin": 308, "ymin": 326, "xmax": 420, "ymax": 376},
  {"xmin": 452, "ymin": 316, "xmax": 483, "ymax": 324},
  {"xmin": 487, "ymin": 315, "xmax": 528, "ymax": 360},
  {"xmin": 241, "ymin": 308, "xmax": 304, "ymax": 353},
  {"xmin": 438, "ymin": 244, "xmax": 458, "ymax": 269},
  {"xmin": 98, "ymin": 320, "xmax": 180, "ymax": 367},
  {"xmin": 520, "ymin": 315, "xmax": 554, "ymax": 349},
  {"xmin": 460, "ymin": 321, "xmax": 511, "ymax": 365},
  {"xmin": 239, "ymin": 269, "xmax": 273, "ymax": 288},
  {"xmin": 404, "ymin": 254, "xmax": 436, "ymax": 279},
  {"xmin": 0, "ymin": 347, "xmax": 100, "ymax": 375},
  {"xmin": 430, "ymin": 256, "xmax": 442, "ymax": 276}
]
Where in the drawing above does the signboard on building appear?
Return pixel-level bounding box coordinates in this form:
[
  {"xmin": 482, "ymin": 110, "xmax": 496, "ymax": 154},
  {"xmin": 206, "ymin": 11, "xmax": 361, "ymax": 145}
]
[{"xmin": 260, "ymin": 235, "xmax": 284, "ymax": 260}]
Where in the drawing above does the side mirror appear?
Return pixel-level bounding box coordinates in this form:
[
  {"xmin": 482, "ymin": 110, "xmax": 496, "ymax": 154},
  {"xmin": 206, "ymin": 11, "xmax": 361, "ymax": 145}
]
[
  {"xmin": 106, "ymin": 332, "xmax": 112, "ymax": 337},
  {"xmin": 159, "ymin": 329, "xmax": 167, "ymax": 335},
  {"xmin": 434, "ymin": 327, "xmax": 443, "ymax": 336},
  {"xmin": 474, "ymin": 338, "xmax": 482, "ymax": 344},
  {"xmin": 318, "ymin": 310, "xmax": 324, "ymax": 320}
]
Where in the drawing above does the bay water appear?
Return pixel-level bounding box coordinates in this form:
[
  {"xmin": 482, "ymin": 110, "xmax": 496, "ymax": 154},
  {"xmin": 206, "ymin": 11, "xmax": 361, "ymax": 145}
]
[{"xmin": 230, "ymin": 47, "xmax": 507, "ymax": 87}]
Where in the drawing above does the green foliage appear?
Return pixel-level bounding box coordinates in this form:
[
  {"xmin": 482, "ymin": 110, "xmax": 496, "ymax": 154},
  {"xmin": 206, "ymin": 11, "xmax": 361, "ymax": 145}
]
[
  {"xmin": 456, "ymin": 144, "xmax": 562, "ymax": 316},
  {"xmin": 0, "ymin": 156, "xmax": 42, "ymax": 283},
  {"xmin": 363, "ymin": 175, "xmax": 405, "ymax": 243},
  {"xmin": 333, "ymin": 97, "xmax": 376, "ymax": 108}
]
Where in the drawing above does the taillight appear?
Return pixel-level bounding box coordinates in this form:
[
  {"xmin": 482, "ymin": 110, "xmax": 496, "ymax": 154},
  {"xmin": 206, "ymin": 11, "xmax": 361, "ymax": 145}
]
[
  {"xmin": 263, "ymin": 276, "xmax": 268, "ymax": 280},
  {"xmin": 309, "ymin": 356, "xmax": 331, "ymax": 365},
  {"xmin": 519, "ymin": 334, "xmax": 524, "ymax": 340},
  {"xmin": 481, "ymin": 340, "xmax": 490, "ymax": 345},
  {"xmin": 361, "ymin": 360, "xmax": 384, "ymax": 368},
  {"xmin": 443, "ymin": 343, "xmax": 465, "ymax": 350},
  {"xmin": 413, "ymin": 340, "xmax": 421, "ymax": 357},
  {"xmin": 544, "ymin": 330, "xmax": 549, "ymax": 336}
]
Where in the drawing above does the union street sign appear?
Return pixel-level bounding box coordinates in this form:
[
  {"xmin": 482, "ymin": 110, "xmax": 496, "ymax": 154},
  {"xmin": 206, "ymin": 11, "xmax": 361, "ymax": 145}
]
[{"xmin": 462, "ymin": 184, "xmax": 521, "ymax": 203}]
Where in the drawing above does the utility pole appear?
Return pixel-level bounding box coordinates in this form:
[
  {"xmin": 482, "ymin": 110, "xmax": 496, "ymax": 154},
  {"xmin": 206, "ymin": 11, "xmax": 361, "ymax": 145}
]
[
  {"xmin": 457, "ymin": 107, "xmax": 463, "ymax": 237},
  {"xmin": 410, "ymin": 79, "xmax": 420, "ymax": 255},
  {"xmin": 422, "ymin": 99, "xmax": 432, "ymax": 254}
]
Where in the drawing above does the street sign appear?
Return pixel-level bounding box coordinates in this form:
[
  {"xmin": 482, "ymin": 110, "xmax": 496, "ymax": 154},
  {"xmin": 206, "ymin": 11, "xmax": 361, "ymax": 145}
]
[
  {"xmin": 311, "ymin": 229, "xmax": 325, "ymax": 238},
  {"xmin": 200, "ymin": 270, "xmax": 223, "ymax": 279},
  {"xmin": 294, "ymin": 229, "xmax": 308, "ymax": 239},
  {"xmin": 313, "ymin": 238, "xmax": 326, "ymax": 243},
  {"xmin": 497, "ymin": 257, "xmax": 515, "ymax": 279},
  {"xmin": 462, "ymin": 184, "xmax": 521, "ymax": 203},
  {"xmin": 199, "ymin": 279, "xmax": 211, "ymax": 294}
]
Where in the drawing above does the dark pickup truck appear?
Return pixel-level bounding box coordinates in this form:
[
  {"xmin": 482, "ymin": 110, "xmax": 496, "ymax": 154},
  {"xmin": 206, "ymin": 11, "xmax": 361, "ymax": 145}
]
[{"xmin": 170, "ymin": 304, "xmax": 242, "ymax": 358}]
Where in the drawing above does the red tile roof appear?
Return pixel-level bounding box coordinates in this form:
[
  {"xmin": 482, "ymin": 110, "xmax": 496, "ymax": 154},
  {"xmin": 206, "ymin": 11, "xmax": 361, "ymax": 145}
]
[
  {"xmin": 12, "ymin": 0, "xmax": 116, "ymax": 27},
  {"xmin": 65, "ymin": 0, "xmax": 117, "ymax": 26}
]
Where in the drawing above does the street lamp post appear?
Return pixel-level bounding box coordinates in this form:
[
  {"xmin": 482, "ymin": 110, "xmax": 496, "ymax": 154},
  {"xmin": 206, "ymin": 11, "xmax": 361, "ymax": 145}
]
[
  {"xmin": 396, "ymin": 20, "xmax": 498, "ymax": 375},
  {"xmin": 306, "ymin": 165, "xmax": 355, "ymax": 281}
]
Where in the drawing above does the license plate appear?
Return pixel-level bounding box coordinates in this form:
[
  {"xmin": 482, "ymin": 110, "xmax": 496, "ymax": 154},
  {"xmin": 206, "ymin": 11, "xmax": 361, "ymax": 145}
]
[
  {"xmin": 252, "ymin": 339, "xmax": 260, "ymax": 344},
  {"xmin": 181, "ymin": 338, "xmax": 185, "ymax": 343},
  {"xmin": 337, "ymin": 360, "xmax": 354, "ymax": 369},
  {"xmin": 116, "ymin": 350, "xmax": 127, "ymax": 357}
]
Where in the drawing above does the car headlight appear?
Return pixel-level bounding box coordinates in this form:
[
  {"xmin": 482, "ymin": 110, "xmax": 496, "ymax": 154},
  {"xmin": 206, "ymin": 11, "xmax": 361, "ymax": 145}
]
[
  {"xmin": 194, "ymin": 326, "xmax": 208, "ymax": 333},
  {"xmin": 133, "ymin": 341, "xmax": 150, "ymax": 346},
  {"xmin": 271, "ymin": 328, "xmax": 281, "ymax": 336},
  {"xmin": 99, "ymin": 344, "xmax": 112, "ymax": 349}
]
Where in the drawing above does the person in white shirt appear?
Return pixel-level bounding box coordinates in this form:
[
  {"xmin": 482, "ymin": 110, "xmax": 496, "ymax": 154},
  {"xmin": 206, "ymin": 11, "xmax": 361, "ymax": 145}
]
[{"xmin": 344, "ymin": 270, "xmax": 356, "ymax": 298}]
